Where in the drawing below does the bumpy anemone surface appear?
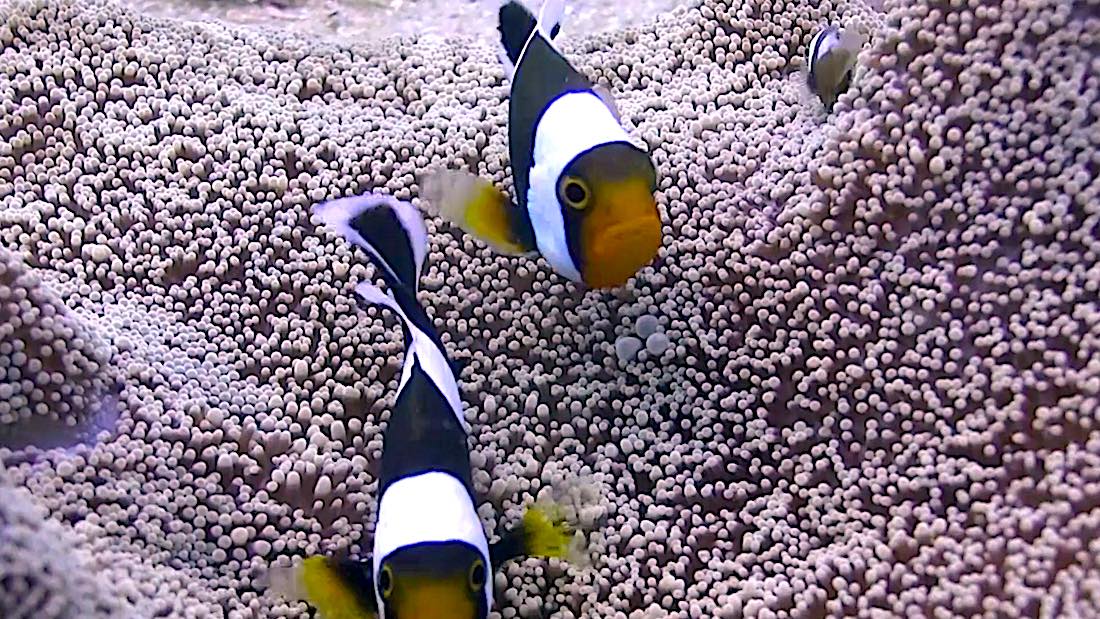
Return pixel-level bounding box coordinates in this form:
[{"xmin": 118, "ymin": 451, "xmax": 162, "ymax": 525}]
[{"xmin": 1, "ymin": 0, "xmax": 1099, "ymax": 617}]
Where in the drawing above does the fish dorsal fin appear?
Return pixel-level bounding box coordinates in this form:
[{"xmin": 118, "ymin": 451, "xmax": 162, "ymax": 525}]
[
  {"xmin": 502, "ymin": 0, "xmax": 565, "ymax": 80},
  {"xmin": 591, "ymin": 84, "xmax": 622, "ymax": 123},
  {"xmin": 838, "ymin": 26, "xmax": 867, "ymax": 55},
  {"xmin": 537, "ymin": 0, "xmax": 564, "ymax": 40}
]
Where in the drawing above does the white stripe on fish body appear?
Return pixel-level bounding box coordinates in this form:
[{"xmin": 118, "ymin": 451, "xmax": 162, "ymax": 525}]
[
  {"xmin": 398, "ymin": 326, "xmax": 468, "ymax": 431},
  {"xmin": 354, "ymin": 282, "xmax": 469, "ymax": 434},
  {"xmin": 807, "ymin": 26, "xmax": 841, "ymax": 76},
  {"xmin": 372, "ymin": 470, "xmax": 492, "ymax": 610},
  {"xmin": 526, "ymin": 90, "xmax": 633, "ymax": 283}
]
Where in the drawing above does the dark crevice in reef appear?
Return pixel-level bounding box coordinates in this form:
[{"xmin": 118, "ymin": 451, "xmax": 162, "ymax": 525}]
[{"xmin": 0, "ymin": 384, "xmax": 124, "ymax": 455}]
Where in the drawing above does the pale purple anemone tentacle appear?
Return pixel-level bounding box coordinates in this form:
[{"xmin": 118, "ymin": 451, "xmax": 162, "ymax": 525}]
[{"xmin": 1, "ymin": 0, "xmax": 1098, "ymax": 616}]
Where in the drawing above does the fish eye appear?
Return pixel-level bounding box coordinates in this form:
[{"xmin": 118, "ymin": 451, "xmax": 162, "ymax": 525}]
[
  {"xmin": 561, "ymin": 177, "xmax": 589, "ymax": 210},
  {"xmin": 379, "ymin": 564, "xmax": 394, "ymax": 598},
  {"xmin": 468, "ymin": 559, "xmax": 486, "ymax": 591}
]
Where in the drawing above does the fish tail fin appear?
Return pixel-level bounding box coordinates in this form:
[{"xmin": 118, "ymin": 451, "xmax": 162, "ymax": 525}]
[
  {"xmin": 352, "ymin": 280, "xmax": 405, "ymax": 325},
  {"xmin": 267, "ymin": 556, "xmax": 378, "ymax": 619},
  {"xmin": 420, "ymin": 169, "xmax": 537, "ymax": 257},
  {"xmin": 312, "ymin": 192, "xmax": 427, "ymax": 295},
  {"xmin": 349, "ymin": 279, "xmax": 445, "ymax": 379},
  {"xmin": 355, "ymin": 275, "xmax": 468, "ymax": 431},
  {"xmin": 313, "ymin": 192, "xmax": 449, "ymax": 372}
]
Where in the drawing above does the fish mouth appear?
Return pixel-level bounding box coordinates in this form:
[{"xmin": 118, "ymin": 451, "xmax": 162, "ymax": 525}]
[
  {"xmin": 395, "ymin": 572, "xmax": 477, "ymax": 619},
  {"xmin": 583, "ymin": 212, "xmax": 662, "ymax": 289}
]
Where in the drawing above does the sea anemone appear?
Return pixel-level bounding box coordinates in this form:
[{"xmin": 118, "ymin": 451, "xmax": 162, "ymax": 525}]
[{"xmin": 1, "ymin": 0, "xmax": 1098, "ymax": 616}]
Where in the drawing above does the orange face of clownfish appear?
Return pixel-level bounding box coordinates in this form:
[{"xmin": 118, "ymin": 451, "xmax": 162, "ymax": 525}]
[
  {"xmin": 374, "ymin": 543, "xmax": 489, "ymax": 619},
  {"xmin": 555, "ymin": 142, "xmax": 661, "ymax": 289}
]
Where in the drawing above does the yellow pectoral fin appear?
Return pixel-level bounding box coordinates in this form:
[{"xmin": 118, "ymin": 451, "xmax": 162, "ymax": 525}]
[
  {"xmin": 421, "ymin": 170, "xmax": 536, "ymax": 256},
  {"xmin": 299, "ymin": 557, "xmax": 378, "ymax": 619},
  {"xmin": 464, "ymin": 183, "xmax": 534, "ymax": 256},
  {"xmin": 520, "ymin": 501, "xmax": 588, "ymax": 565}
]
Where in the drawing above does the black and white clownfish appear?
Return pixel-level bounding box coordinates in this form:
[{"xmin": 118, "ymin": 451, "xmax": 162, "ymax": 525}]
[
  {"xmin": 265, "ymin": 192, "xmax": 588, "ymax": 619},
  {"xmin": 421, "ymin": 0, "xmax": 662, "ymax": 290},
  {"xmin": 805, "ymin": 25, "xmax": 866, "ymax": 111}
]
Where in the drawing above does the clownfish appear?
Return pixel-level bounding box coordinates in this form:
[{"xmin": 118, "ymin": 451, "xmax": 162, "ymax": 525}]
[
  {"xmin": 421, "ymin": 0, "xmax": 662, "ymax": 290},
  {"xmin": 806, "ymin": 25, "xmax": 866, "ymax": 111},
  {"xmin": 266, "ymin": 192, "xmax": 588, "ymax": 619}
]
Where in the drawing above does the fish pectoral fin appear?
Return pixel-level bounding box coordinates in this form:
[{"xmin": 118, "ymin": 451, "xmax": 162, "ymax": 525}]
[
  {"xmin": 491, "ymin": 499, "xmax": 590, "ymax": 568},
  {"xmin": 267, "ymin": 556, "xmax": 379, "ymax": 619},
  {"xmin": 838, "ymin": 26, "xmax": 867, "ymax": 55},
  {"xmin": 420, "ymin": 169, "xmax": 538, "ymax": 257}
]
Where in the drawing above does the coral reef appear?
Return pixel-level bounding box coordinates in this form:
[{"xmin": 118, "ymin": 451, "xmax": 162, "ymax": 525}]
[{"xmin": 0, "ymin": 0, "xmax": 1098, "ymax": 617}]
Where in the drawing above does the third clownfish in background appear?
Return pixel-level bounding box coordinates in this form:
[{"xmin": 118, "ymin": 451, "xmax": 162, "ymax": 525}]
[
  {"xmin": 422, "ymin": 0, "xmax": 663, "ymax": 290},
  {"xmin": 806, "ymin": 25, "xmax": 866, "ymax": 111}
]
